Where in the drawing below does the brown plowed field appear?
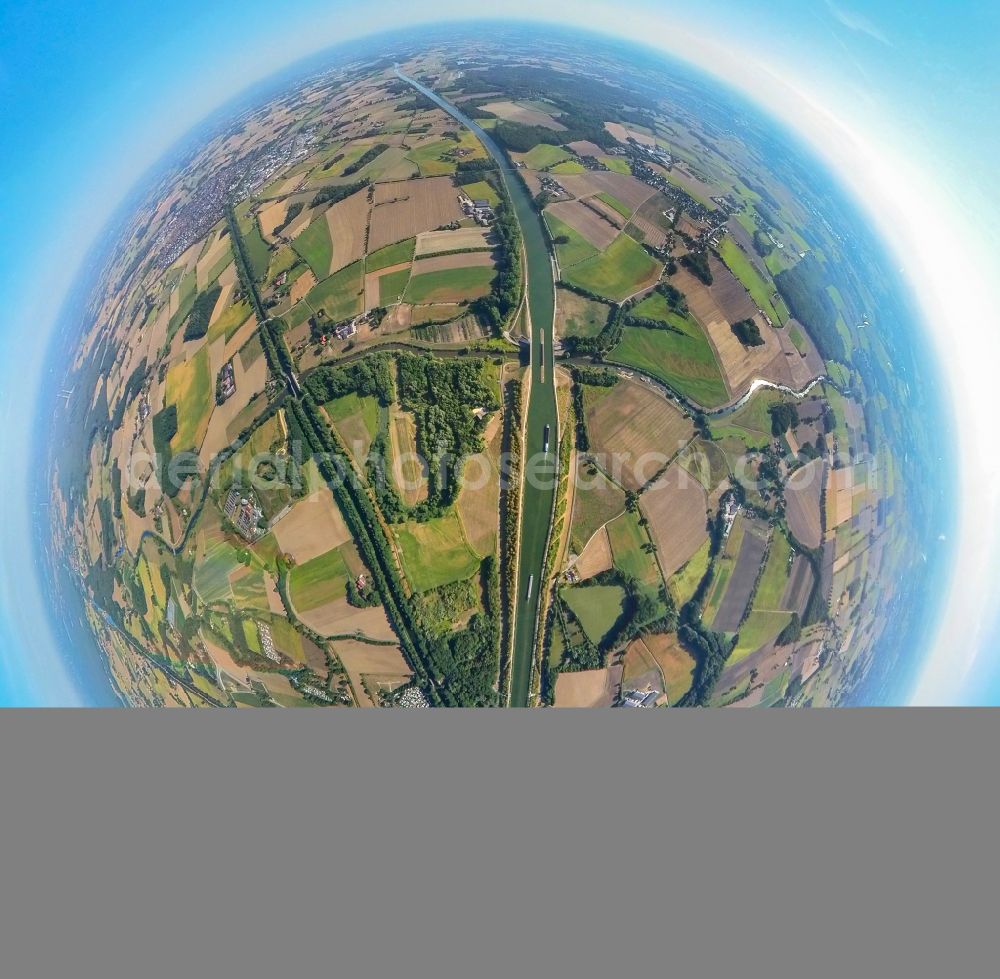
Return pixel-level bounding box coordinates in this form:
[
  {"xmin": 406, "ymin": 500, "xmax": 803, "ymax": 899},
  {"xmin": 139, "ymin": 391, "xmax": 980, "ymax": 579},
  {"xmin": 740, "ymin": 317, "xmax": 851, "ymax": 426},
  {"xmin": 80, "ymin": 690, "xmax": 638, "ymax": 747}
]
[
  {"xmin": 673, "ymin": 266, "xmax": 790, "ymax": 397},
  {"xmin": 368, "ymin": 177, "xmax": 465, "ymax": 252},
  {"xmin": 547, "ymin": 199, "xmax": 620, "ymax": 250},
  {"xmin": 272, "ymin": 493, "xmax": 352, "ymax": 565},
  {"xmin": 585, "ymin": 378, "xmax": 693, "ymax": 491},
  {"xmin": 785, "ymin": 458, "xmax": 825, "ymax": 548},
  {"xmin": 325, "ymin": 188, "xmax": 370, "ymax": 274},
  {"xmin": 557, "ymin": 170, "xmax": 656, "ymax": 211},
  {"xmin": 640, "ymin": 461, "xmax": 709, "ymax": 576},
  {"xmin": 711, "ymin": 519, "xmax": 769, "ymax": 632}
]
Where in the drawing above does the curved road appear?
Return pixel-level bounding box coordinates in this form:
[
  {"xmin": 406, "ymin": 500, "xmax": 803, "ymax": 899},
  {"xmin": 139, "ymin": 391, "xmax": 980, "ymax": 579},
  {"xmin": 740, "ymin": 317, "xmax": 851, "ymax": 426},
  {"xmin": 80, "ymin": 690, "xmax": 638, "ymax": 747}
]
[{"xmin": 396, "ymin": 70, "xmax": 557, "ymax": 707}]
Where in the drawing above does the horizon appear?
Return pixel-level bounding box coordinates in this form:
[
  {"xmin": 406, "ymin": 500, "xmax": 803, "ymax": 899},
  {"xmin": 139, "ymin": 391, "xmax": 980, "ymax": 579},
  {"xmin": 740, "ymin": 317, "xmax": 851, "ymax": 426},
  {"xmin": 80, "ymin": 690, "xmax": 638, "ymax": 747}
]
[{"xmin": 2, "ymin": 2, "xmax": 996, "ymax": 705}]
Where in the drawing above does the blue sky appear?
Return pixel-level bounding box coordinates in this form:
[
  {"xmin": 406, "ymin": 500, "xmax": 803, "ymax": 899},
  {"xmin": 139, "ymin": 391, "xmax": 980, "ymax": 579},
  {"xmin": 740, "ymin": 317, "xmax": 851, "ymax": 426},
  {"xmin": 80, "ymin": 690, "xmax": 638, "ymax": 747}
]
[{"xmin": 1, "ymin": 0, "xmax": 997, "ymax": 704}]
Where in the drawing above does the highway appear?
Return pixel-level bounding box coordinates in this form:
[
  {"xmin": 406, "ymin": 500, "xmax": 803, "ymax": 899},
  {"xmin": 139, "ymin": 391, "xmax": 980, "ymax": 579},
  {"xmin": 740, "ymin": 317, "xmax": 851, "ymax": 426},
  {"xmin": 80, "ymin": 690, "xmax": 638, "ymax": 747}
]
[{"xmin": 396, "ymin": 69, "xmax": 558, "ymax": 707}]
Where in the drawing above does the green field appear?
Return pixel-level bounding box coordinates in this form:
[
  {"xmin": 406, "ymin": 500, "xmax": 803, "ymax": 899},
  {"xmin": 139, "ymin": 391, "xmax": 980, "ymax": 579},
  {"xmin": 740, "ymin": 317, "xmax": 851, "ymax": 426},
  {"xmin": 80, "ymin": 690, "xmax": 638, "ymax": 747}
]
[
  {"xmin": 461, "ymin": 180, "xmax": 501, "ymax": 206},
  {"xmin": 207, "ymin": 299, "xmax": 252, "ymax": 343},
  {"xmin": 288, "ymin": 545, "xmax": 350, "ymax": 612},
  {"xmin": 753, "ymin": 532, "xmax": 792, "ymax": 610},
  {"xmin": 165, "ymin": 345, "xmax": 212, "ymax": 451},
  {"xmin": 201, "ymin": 242, "xmax": 233, "ymax": 288},
  {"xmin": 600, "ymin": 157, "xmax": 631, "ymax": 175},
  {"xmin": 266, "ymin": 245, "xmax": 299, "ymax": 285},
  {"xmin": 326, "ymin": 391, "xmax": 380, "ymax": 435},
  {"xmin": 607, "ymin": 511, "xmax": 662, "ymax": 593},
  {"xmin": 669, "ymin": 538, "xmax": 711, "ymax": 606},
  {"xmin": 194, "ymin": 539, "xmax": 240, "ymax": 605},
  {"xmin": 544, "ymin": 212, "xmax": 598, "ymax": 268},
  {"xmin": 395, "ymin": 509, "xmax": 480, "ymax": 592},
  {"xmin": 561, "ymin": 583, "xmax": 625, "ymax": 646},
  {"xmin": 366, "ymin": 237, "xmax": 415, "ymax": 272},
  {"xmin": 231, "ymin": 566, "xmax": 270, "ymax": 611},
  {"xmin": 570, "ymin": 463, "xmax": 626, "ymax": 553},
  {"xmin": 611, "ymin": 320, "xmax": 728, "ymax": 408},
  {"xmin": 406, "ymin": 139, "xmax": 460, "ymax": 176},
  {"xmin": 556, "ymin": 287, "xmax": 610, "ymax": 338},
  {"xmin": 293, "ymin": 215, "xmax": 333, "ymax": 278},
  {"xmin": 520, "ymin": 144, "xmax": 573, "ymax": 170},
  {"xmin": 549, "ymin": 160, "xmax": 586, "ymax": 175},
  {"xmin": 306, "ymin": 260, "xmax": 364, "ymax": 321},
  {"xmin": 245, "ymin": 223, "xmax": 272, "ymax": 281},
  {"xmin": 596, "ymin": 191, "xmax": 632, "ymax": 219},
  {"xmin": 404, "ymin": 265, "xmax": 495, "ymax": 304},
  {"xmin": 717, "ymin": 237, "xmax": 786, "ymax": 325},
  {"xmin": 710, "ymin": 388, "xmax": 784, "ymax": 446},
  {"xmin": 379, "ymin": 266, "xmax": 411, "ymax": 304},
  {"xmin": 561, "ymin": 233, "xmax": 660, "ymax": 302},
  {"xmin": 757, "ymin": 667, "xmax": 791, "ymax": 706}
]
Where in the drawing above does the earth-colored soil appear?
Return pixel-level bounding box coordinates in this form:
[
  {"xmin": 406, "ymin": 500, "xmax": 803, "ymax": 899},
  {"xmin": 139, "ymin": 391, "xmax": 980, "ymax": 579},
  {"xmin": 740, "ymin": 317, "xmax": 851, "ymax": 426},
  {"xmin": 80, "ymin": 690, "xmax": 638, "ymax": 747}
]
[
  {"xmin": 640, "ymin": 461, "xmax": 710, "ymax": 576},
  {"xmin": 368, "ymin": 177, "xmax": 465, "ymax": 252},
  {"xmin": 272, "ymin": 490, "xmax": 352, "ymax": 565},
  {"xmin": 584, "ymin": 377, "xmax": 693, "ymax": 491},
  {"xmin": 554, "ymin": 668, "xmax": 612, "ymax": 707},
  {"xmin": 325, "ymin": 187, "xmax": 370, "ymax": 274},
  {"xmin": 786, "ymin": 458, "xmax": 825, "ymax": 548},
  {"xmin": 295, "ymin": 596, "xmax": 397, "ymax": 641},
  {"xmin": 455, "ymin": 412, "xmax": 502, "ymax": 558},
  {"xmin": 573, "ymin": 526, "xmax": 613, "ymax": 580},
  {"xmin": 479, "ymin": 100, "xmax": 566, "ymax": 130},
  {"xmin": 414, "ymin": 227, "xmax": 491, "ymax": 256},
  {"xmin": 546, "ymin": 199, "xmax": 620, "ymax": 250}
]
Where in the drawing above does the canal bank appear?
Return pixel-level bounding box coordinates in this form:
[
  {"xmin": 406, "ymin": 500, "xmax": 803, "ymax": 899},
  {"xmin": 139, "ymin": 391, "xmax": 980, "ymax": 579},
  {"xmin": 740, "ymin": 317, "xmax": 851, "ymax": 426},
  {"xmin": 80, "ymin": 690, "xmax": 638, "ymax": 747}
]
[{"xmin": 396, "ymin": 69, "xmax": 557, "ymax": 706}]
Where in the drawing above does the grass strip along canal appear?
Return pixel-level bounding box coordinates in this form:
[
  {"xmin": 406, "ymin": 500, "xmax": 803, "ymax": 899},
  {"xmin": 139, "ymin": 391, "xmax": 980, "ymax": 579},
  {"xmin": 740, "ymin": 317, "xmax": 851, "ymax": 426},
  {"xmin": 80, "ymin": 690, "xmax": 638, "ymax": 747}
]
[{"xmin": 396, "ymin": 69, "xmax": 558, "ymax": 707}]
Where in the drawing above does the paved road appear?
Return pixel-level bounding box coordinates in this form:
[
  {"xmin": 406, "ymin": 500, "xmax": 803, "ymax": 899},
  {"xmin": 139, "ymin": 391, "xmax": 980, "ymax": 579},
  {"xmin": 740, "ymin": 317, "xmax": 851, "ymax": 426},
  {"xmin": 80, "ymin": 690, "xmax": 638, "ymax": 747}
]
[{"xmin": 396, "ymin": 69, "xmax": 557, "ymax": 707}]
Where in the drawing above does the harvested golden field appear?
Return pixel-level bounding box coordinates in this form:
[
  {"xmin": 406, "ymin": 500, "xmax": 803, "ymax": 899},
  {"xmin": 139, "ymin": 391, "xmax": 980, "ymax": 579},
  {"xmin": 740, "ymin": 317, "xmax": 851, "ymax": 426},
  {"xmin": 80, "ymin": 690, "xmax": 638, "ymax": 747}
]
[
  {"xmin": 258, "ymin": 198, "xmax": 289, "ymax": 240},
  {"xmin": 283, "ymin": 203, "xmax": 316, "ymax": 240},
  {"xmin": 414, "ymin": 227, "xmax": 491, "ymax": 256},
  {"xmin": 640, "ymin": 461, "xmax": 710, "ymax": 576},
  {"xmin": 272, "ymin": 490, "xmax": 353, "ymax": 565},
  {"xmin": 411, "ymin": 250, "xmax": 495, "ymax": 274},
  {"xmin": 325, "ymin": 187, "xmax": 370, "ymax": 274},
  {"xmin": 546, "ymin": 199, "xmax": 620, "ymax": 250},
  {"xmin": 786, "ymin": 458, "xmax": 825, "ymax": 548},
  {"xmin": 208, "ymin": 277, "xmax": 237, "ymax": 325},
  {"xmin": 198, "ymin": 352, "xmax": 268, "ymax": 465},
  {"xmin": 289, "ymin": 269, "xmax": 317, "ymax": 305},
  {"xmin": 368, "ymin": 177, "xmax": 465, "ymax": 252},
  {"xmin": 195, "ymin": 230, "xmax": 232, "ymax": 291},
  {"xmin": 633, "ymin": 633, "xmax": 696, "ymax": 704},
  {"xmin": 479, "ymin": 100, "xmax": 566, "ymax": 130},
  {"xmin": 573, "ymin": 526, "xmax": 613, "ymax": 580},
  {"xmin": 585, "ymin": 378, "xmax": 694, "ymax": 491},
  {"xmin": 296, "ymin": 595, "xmax": 397, "ymax": 641},
  {"xmin": 455, "ymin": 412, "xmax": 502, "ymax": 558},
  {"xmin": 566, "ymin": 139, "xmax": 605, "ymax": 158},
  {"xmin": 604, "ymin": 122, "xmax": 656, "ymax": 146},
  {"xmin": 826, "ymin": 465, "xmax": 857, "ymax": 532},
  {"xmin": 334, "ymin": 638, "xmax": 412, "ymax": 705},
  {"xmin": 554, "ymin": 668, "xmax": 612, "ymax": 708}
]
